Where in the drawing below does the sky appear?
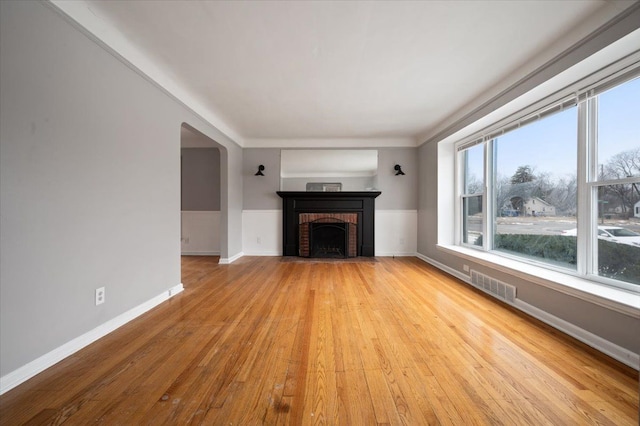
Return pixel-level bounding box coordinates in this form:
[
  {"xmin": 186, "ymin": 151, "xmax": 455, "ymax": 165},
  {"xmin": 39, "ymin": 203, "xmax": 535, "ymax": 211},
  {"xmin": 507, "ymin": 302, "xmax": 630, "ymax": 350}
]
[{"xmin": 466, "ymin": 76, "xmax": 639, "ymax": 183}]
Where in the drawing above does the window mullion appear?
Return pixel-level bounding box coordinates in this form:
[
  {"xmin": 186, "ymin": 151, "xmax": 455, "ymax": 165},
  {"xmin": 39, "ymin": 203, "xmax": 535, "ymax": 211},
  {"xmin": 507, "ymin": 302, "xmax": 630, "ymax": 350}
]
[
  {"xmin": 579, "ymin": 97, "xmax": 599, "ymax": 278},
  {"xmin": 484, "ymin": 139, "xmax": 494, "ymax": 251},
  {"xmin": 455, "ymin": 151, "xmax": 463, "ymax": 245}
]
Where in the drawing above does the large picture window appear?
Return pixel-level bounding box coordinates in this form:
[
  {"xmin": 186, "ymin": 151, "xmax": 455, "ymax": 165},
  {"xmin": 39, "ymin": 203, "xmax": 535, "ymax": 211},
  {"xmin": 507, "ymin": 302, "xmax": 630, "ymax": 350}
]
[
  {"xmin": 493, "ymin": 107, "xmax": 578, "ymax": 269},
  {"xmin": 457, "ymin": 74, "xmax": 640, "ymax": 291}
]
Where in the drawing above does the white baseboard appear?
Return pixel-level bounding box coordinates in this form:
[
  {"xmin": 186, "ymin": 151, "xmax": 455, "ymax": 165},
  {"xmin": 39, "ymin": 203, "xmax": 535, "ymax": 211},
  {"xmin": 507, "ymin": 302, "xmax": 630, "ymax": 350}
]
[
  {"xmin": 0, "ymin": 283, "xmax": 184, "ymax": 395},
  {"xmin": 181, "ymin": 251, "xmax": 220, "ymax": 256},
  {"xmin": 219, "ymin": 251, "xmax": 244, "ymax": 264},
  {"xmin": 415, "ymin": 252, "xmax": 470, "ymax": 282},
  {"xmin": 376, "ymin": 252, "xmax": 418, "ymax": 257},
  {"xmin": 415, "ymin": 253, "xmax": 639, "ymax": 370},
  {"xmin": 242, "ymin": 251, "xmax": 282, "ymax": 256},
  {"xmin": 514, "ymin": 299, "xmax": 639, "ymax": 370}
]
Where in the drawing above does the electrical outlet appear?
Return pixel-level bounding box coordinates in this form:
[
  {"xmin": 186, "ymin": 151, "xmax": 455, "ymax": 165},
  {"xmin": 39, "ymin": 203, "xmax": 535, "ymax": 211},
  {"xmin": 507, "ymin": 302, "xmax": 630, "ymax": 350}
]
[
  {"xmin": 257, "ymin": 237, "xmax": 261, "ymax": 244},
  {"xmin": 463, "ymin": 264, "xmax": 470, "ymax": 273},
  {"xmin": 95, "ymin": 287, "xmax": 105, "ymax": 305}
]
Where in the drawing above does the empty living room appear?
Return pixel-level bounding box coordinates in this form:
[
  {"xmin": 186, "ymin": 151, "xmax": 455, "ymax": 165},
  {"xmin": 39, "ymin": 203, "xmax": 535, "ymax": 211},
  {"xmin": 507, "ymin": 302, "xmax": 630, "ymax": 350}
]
[{"xmin": 1, "ymin": 1, "xmax": 639, "ymax": 424}]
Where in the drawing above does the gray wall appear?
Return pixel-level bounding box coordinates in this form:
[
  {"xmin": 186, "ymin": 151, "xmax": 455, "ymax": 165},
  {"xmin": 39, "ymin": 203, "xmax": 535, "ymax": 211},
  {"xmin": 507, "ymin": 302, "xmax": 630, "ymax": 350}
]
[
  {"xmin": 225, "ymin": 143, "xmax": 244, "ymax": 257},
  {"xmin": 242, "ymin": 147, "xmax": 418, "ymax": 210},
  {"xmin": 0, "ymin": 1, "xmax": 243, "ymax": 377},
  {"xmin": 416, "ymin": 139, "xmax": 640, "ymax": 354},
  {"xmin": 417, "ymin": 142, "xmax": 439, "ymax": 256},
  {"xmin": 181, "ymin": 148, "xmax": 221, "ymax": 211},
  {"xmin": 376, "ymin": 148, "xmax": 418, "ymax": 210},
  {"xmin": 243, "ymin": 148, "xmax": 281, "ymax": 210}
]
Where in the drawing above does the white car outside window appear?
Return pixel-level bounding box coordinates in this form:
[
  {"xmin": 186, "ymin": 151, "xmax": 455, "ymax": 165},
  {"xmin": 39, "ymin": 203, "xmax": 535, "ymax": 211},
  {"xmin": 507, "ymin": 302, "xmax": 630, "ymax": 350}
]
[
  {"xmin": 597, "ymin": 227, "xmax": 640, "ymax": 247},
  {"xmin": 562, "ymin": 226, "xmax": 640, "ymax": 247}
]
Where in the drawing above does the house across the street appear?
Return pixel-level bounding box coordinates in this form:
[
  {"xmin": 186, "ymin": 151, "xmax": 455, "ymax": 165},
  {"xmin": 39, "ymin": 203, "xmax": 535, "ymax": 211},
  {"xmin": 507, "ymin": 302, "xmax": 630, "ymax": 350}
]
[{"xmin": 523, "ymin": 197, "xmax": 556, "ymax": 217}]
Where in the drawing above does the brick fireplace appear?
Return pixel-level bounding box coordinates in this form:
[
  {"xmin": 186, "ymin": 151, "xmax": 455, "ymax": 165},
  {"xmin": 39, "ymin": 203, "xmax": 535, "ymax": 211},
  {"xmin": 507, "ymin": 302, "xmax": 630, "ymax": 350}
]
[
  {"xmin": 277, "ymin": 191, "xmax": 381, "ymax": 257},
  {"xmin": 299, "ymin": 213, "xmax": 357, "ymax": 258}
]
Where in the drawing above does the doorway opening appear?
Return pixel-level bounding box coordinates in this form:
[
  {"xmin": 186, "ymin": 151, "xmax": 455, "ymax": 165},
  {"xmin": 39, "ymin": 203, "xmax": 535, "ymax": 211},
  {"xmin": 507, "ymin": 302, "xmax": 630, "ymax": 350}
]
[{"xmin": 180, "ymin": 123, "xmax": 226, "ymax": 269}]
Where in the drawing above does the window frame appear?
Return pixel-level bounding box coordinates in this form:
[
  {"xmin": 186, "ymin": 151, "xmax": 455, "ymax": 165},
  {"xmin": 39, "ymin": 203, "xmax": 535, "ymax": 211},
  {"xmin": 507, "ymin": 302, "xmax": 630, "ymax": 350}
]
[
  {"xmin": 458, "ymin": 143, "xmax": 487, "ymax": 249},
  {"xmin": 584, "ymin": 86, "xmax": 640, "ymax": 291},
  {"xmin": 455, "ymin": 61, "xmax": 640, "ymax": 293}
]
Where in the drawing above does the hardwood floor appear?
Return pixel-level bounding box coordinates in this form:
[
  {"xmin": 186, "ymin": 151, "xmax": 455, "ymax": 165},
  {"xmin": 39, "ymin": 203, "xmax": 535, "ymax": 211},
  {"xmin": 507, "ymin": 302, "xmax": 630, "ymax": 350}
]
[{"xmin": 1, "ymin": 256, "xmax": 637, "ymax": 425}]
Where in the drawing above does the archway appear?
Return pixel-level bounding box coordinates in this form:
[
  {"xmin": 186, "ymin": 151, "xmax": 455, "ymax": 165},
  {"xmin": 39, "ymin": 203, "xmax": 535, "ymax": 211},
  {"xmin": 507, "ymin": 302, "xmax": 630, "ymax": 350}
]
[{"xmin": 180, "ymin": 123, "xmax": 228, "ymax": 262}]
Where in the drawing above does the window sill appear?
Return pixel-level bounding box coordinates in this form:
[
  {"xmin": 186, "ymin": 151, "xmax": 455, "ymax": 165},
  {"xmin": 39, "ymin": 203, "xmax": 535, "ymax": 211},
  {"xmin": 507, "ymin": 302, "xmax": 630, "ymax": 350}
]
[{"xmin": 437, "ymin": 244, "xmax": 640, "ymax": 318}]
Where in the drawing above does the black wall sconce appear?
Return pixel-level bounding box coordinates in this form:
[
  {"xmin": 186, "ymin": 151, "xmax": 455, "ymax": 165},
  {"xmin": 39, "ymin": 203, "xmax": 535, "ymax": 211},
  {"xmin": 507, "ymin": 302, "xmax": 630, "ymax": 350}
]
[
  {"xmin": 394, "ymin": 164, "xmax": 405, "ymax": 175},
  {"xmin": 254, "ymin": 165, "xmax": 265, "ymax": 176}
]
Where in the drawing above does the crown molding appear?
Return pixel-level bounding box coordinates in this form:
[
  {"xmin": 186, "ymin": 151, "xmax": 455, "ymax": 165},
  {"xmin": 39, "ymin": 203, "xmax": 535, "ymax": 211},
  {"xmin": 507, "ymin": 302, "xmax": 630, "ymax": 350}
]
[{"xmin": 244, "ymin": 137, "xmax": 418, "ymax": 149}]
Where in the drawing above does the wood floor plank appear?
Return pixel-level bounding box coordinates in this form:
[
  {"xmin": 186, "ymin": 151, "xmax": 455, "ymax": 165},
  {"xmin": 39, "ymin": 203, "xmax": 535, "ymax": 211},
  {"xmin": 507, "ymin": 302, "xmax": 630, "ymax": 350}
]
[
  {"xmin": 0, "ymin": 256, "xmax": 637, "ymax": 425},
  {"xmin": 363, "ymin": 367, "xmax": 404, "ymax": 425},
  {"xmin": 335, "ymin": 369, "xmax": 377, "ymax": 425}
]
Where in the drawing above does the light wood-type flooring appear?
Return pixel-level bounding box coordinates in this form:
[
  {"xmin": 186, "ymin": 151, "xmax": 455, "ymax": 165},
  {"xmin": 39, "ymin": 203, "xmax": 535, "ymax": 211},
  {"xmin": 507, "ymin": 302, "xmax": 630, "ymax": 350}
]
[{"xmin": 1, "ymin": 256, "xmax": 638, "ymax": 425}]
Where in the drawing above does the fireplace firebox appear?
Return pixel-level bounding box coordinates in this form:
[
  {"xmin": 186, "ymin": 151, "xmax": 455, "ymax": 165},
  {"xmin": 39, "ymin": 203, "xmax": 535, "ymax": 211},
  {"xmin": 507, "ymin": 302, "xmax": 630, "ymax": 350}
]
[
  {"xmin": 299, "ymin": 214, "xmax": 357, "ymax": 258},
  {"xmin": 277, "ymin": 191, "xmax": 381, "ymax": 257},
  {"xmin": 310, "ymin": 221, "xmax": 348, "ymax": 258}
]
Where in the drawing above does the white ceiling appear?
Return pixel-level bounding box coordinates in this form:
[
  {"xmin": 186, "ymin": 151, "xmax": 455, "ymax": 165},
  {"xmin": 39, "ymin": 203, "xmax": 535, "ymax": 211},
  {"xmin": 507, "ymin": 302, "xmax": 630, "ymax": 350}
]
[{"xmin": 53, "ymin": 1, "xmax": 630, "ymax": 147}]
